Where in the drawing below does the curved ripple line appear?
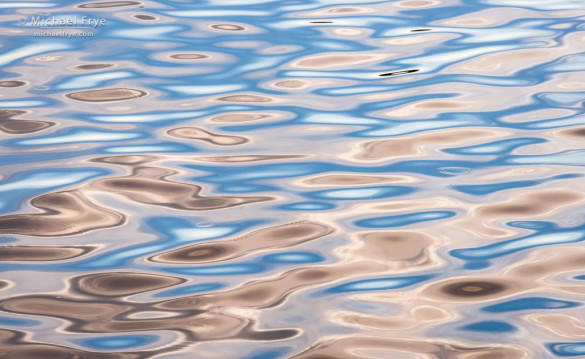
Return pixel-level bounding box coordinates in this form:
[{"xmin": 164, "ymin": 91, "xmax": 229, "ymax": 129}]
[
  {"xmin": 355, "ymin": 211, "xmax": 456, "ymax": 228},
  {"xmin": 451, "ymin": 230, "xmax": 585, "ymax": 262}
]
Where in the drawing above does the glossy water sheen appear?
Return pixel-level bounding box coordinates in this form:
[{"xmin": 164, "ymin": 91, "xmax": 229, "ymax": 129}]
[{"xmin": 1, "ymin": 0, "xmax": 585, "ymax": 358}]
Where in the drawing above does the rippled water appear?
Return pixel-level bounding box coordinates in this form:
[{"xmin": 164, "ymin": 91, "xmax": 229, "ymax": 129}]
[{"xmin": 1, "ymin": 0, "xmax": 585, "ymax": 357}]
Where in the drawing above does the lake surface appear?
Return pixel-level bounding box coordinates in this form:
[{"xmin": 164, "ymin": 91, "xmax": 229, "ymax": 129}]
[{"xmin": 1, "ymin": 0, "xmax": 585, "ymax": 358}]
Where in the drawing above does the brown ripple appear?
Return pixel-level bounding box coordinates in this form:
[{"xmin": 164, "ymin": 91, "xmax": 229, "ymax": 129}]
[
  {"xmin": 0, "ymin": 246, "xmax": 94, "ymax": 261},
  {"xmin": 441, "ymin": 280, "xmax": 507, "ymax": 297},
  {"xmin": 72, "ymin": 272, "xmax": 185, "ymax": 297},
  {"xmin": 73, "ymin": 63, "xmax": 115, "ymax": 70},
  {"xmin": 65, "ymin": 88, "xmax": 147, "ymax": 102},
  {"xmin": 196, "ymin": 154, "xmax": 304, "ymax": 163},
  {"xmin": 92, "ymin": 166, "xmax": 270, "ymax": 210},
  {"xmin": 459, "ymin": 48, "xmax": 552, "ymax": 75},
  {"xmin": 90, "ymin": 154, "xmax": 158, "ymax": 166},
  {"xmin": 274, "ymin": 79, "xmax": 308, "ymax": 89},
  {"xmin": 303, "ymin": 174, "xmax": 388, "ymax": 186},
  {"xmin": 0, "ymin": 110, "xmax": 27, "ymax": 119},
  {"xmin": 168, "ymin": 127, "xmax": 248, "ymax": 146},
  {"xmin": 0, "ymin": 294, "xmax": 294, "ymax": 344},
  {"xmin": 169, "ymin": 53, "xmax": 209, "ymax": 60},
  {"xmin": 0, "ymin": 109, "xmax": 55, "ymax": 134},
  {"xmin": 0, "ymin": 281, "xmax": 7, "ymax": 290},
  {"xmin": 132, "ymin": 14, "xmax": 158, "ymax": 21},
  {"xmin": 0, "ymin": 80, "xmax": 27, "ymax": 87},
  {"xmin": 398, "ymin": 0, "xmax": 437, "ymax": 7},
  {"xmin": 210, "ymin": 23, "xmax": 246, "ymax": 31},
  {"xmin": 559, "ymin": 126, "xmax": 585, "ymax": 138},
  {"xmin": 528, "ymin": 314, "xmax": 585, "ymax": 338},
  {"xmin": 352, "ymin": 231, "xmax": 431, "ymax": 262},
  {"xmin": 239, "ymin": 326, "xmax": 299, "ymax": 341},
  {"xmin": 459, "ymin": 189, "xmax": 585, "ymax": 237},
  {"xmin": 0, "ymin": 329, "xmax": 143, "ymax": 359},
  {"xmin": 77, "ymin": 1, "xmax": 141, "ymax": 8},
  {"xmin": 293, "ymin": 53, "xmax": 384, "ymax": 69},
  {"xmin": 0, "ymin": 119, "xmax": 55, "ymax": 134},
  {"xmin": 0, "ymin": 190, "xmax": 125, "ymax": 237},
  {"xmin": 423, "ymin": 277, "xmax": 519, "ymax": 302},
  {"xmin": 216, "ymin": 95, "xmax": 273, "ymax": 103},
  {"xmin": 150, "ymin": 221, "xmax": 333, "ymax": 264},
  {"xmin": 159, "ymin": 264, "xmax": 370, "ymax": 310},
  {"xmin": 508, "ymin": 248, "xmax": 585, "ymax": 283},
  {"xmin": 479, "ymin": 190, "xmax": 583, "ymax": 217},
  {"xmin": 291, "ymin": 336, "xmax": 527, "ymax": 359},
  {"xmin": 328, "ymin": 6, "xmax": 366, "ymax": 13},
  {"xmin": 210, "ymin": 113, "xmax": 274, "ymax": 123},
  {"xmin": 354, "ymin": 128, "xmax": 502, "ymax": 161},
  {"xmin": 0, "ymin": 296, "xmax": 127, "ymax": 322}
]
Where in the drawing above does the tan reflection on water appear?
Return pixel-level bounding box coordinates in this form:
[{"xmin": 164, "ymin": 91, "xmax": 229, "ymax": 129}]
[
  {"xmin": 216, "ymin": 94, "xmax": 275, "ymax": 103},
  {"xmin": 300, "ymin": 174, "xmax": 401, "ymax": 186},
  {"xmin": 209, "ymin": 112, "xmax": 278, "ymax": 123},
  {"xmin": 2, "ymin": 1, "xmax": 585, "ymax": 357},
  {"xmin": 73, "ymin": 272, "xmax": 185, "ymax": 297},
  {"xmin": 91, "ymin": 166, "xmax": 271, "ymax": 211},
  {"xmin": 196, "ymin": 154, "xmax": 305, "ymax": 163},
  {"xmin": 0, "ymin": 190, "xmax": 125, "ymax": 237},
  {"xmin": 90, "ymin": 154, "xmax": 159, "ymax": 166},
  {"xmin": 396, "ymin": 0, "xmax": 441, "ymax": 8},
  {"xmin": 291, "ymin": 53, "xmax": 389, "ymax": 69},
  {"xmin": 456, "ymin": 188, "xmax": 584, "ymax": 238},
  {"xmin": 167, "ymin": 127, "xmax": 249, "ymax": 146},
  {"xmin": 527, "ymin": 314, "xmax": 585, "ymax": 338},
  {"xmin": 0, "ymin": 329, "xmax": 142, "ymax": 359},
  {"xmin": 351, "ymin": 128, "xmax": 505, "ymax": 161},
  {"xmin": 0, "ymin": 80, "xmax": 27, "ymax": 87},
  {"xmin": 0, "ymin": 280, "xmax": 301, "ymax": 344},
  {"xmin": 77, "ymin": 1, "xmax": 142, "ymax": 8},
  {"xmin": 349, "ymin": 231, "xmax": 431, "ymax": 264},
  {"xmin": 0, "ymin": 110, "xmax": 55, "ymax": 134},
  {"xmin": 149, "ymin": 221, "xmax": 333, "ymax": 264},
  {"xmin": 168, "ymin": 53, "xmax": 209, "ymax": 60},
  {"xmin": 71, "ymin": 64, "xmax": 116, "ymax": 71},
  {"xmin": 290, "ymin": 336, "xmax": 528, "ymax": 359},
  {"xmin": 66, "ymin": 88, "xmax": 147, "ymax": 102},
  {"xmin": 559, "ymin": 126, "xmax": 585, "ymax": 139},
  {"xmin": 209, "ymin": 24, "xmax": 247, "ymax": 31},
  {"xmin": 0, "ymin": 246, "xmax": 95, "ymax": 261},
  {"xmin": 132, "ymin": 14, "xmax": 158, "ymax": 21}
]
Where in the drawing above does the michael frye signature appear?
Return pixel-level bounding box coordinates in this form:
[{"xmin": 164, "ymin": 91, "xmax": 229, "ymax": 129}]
[{"xmin": 19, "ymin": 16, "xmax": 107, "ymax": 28}]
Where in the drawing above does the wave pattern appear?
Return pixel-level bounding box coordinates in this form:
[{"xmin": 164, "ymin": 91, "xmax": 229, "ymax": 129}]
[{"xmin": 1, "ymin": 0, "xmax": 585, "ymax": 357}]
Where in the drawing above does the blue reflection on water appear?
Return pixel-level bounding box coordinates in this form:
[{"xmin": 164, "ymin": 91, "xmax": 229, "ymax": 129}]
[
  {"xmin": 355, "ymin": 211, "xmax": 456, "ymax": 228},
  {"xmin": 451, "ymin": 226, "xmax": 585, "ymax": 269},
  {"xmin": 324, "ymin": 274, "xmax": 435, "ymax": 294},
  {"xmin": 460, "ymin": 321, "xmax": 517, "ymax": 333},
  {"xmin": 262, "ymin": 252, "xmax": 324, "ymax": 264},
  {"xmin": 548, "ymin": 343, "xmax": 585, "ymax": 357},
  {"xmin": 482, "ymin": 297, "xmax": 581, "ymax": 313},
  {"xmin": 0, "ymin": 316, "xmax": 41, "ymax": 327},
  {"xmin": 76, "ymin": 335, "xmax": 159, "ymax": 350}
]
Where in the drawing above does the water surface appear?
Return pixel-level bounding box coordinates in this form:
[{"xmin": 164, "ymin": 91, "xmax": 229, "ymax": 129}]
[{"xmin": 1, "ymin": 0, "xmax": 585, "ymax": 358}]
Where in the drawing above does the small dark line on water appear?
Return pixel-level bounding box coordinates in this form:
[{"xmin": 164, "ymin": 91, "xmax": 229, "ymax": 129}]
[
  {"xmin": 310, "ymin": 21, "xmax": 334, "ymax": 24},
  {"xmin": 379, "ymin": 69, "xmax": 420, "ymax": 77},
  {"xmin": 411, "ymin": 28, "xmax": 431, "ymax": 32}
]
